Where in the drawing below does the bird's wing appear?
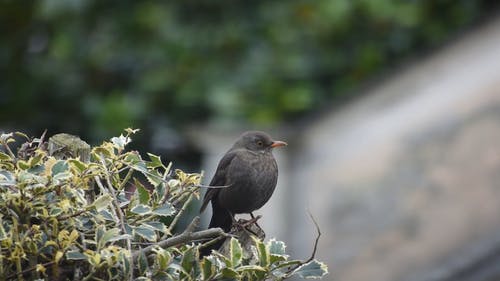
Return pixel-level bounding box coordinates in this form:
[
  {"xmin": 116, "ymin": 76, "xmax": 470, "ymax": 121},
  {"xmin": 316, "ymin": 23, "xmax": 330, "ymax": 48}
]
[{"xmin": 199, "ymin": 150, "xmax": 237, "ymax": 213}]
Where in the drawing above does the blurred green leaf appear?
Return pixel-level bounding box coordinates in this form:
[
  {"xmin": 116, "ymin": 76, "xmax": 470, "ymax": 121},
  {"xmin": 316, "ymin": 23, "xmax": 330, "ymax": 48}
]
[
  {"xmin": 131, "ymin": 204, "xmax": 152, "ymax": 215},
  {"xmin": 93, "ymin": 194, "xmax": 113, "ymax": 211},
  {"xmin": 293, "ymin": 260, "xmax": 328, "ymax": 279},
  {"xmin": 66, "ymin": 250, "xmax": 86, "ymax": 260},
  {"xmin": 229, "ymin": 237, "xmax": 243, "ymax": 267},
  {"xmin": 152, "ymin": 203, "xmax": 175, "ymax": 217},
  {"xmin": 134, "ymin": 226, "xmax": 157, "ymax": 242},
  {"xmin": 51, "ymin": 160, "xmax": 69, "ymax": 176},
  {"xmin": 135, "ymin": 179, "xmax": 150, "ymax": 205}
]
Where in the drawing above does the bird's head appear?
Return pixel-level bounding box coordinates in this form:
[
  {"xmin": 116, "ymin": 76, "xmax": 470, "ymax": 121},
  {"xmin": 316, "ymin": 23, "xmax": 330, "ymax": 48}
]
[{"xmin": 233, "ymin": 131, "xmax": 287, "ymax": 153}]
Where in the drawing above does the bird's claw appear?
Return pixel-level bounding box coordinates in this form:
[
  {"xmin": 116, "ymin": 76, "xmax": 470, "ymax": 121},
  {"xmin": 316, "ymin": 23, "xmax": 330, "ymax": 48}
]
[{"xmin": 231, "ymin": 215, "xmax": 263, "ymax": 236}]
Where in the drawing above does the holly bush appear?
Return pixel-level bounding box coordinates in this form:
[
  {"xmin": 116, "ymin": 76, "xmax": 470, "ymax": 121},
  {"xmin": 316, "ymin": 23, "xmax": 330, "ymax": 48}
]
[{"xmin": 0, "ymin": 130, "xmax": 327, "ymax": 280}]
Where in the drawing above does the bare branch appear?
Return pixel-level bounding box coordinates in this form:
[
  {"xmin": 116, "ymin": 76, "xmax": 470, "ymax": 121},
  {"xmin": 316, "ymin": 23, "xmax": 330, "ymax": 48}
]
[
  {"xmin": 37, "ymin": 129, "xmax": 47, "ymax": 149},
  {"xmin": 195, "ymin": 184, "xmax": 231, "ymax": 189},
  {"xmin": 306, "ymin": 209, "xmax": 321, "ymax": 263},
  {"xmin": 132, "ymin": 216, "xmax": 225, "ymax": 260},
  {"xmin": 282, "ymin": 209, "xmax": 322, "ymax": 278},
  {"xmin": 167, "ymin": 191, "xmax": 194, "ymax": 234}
]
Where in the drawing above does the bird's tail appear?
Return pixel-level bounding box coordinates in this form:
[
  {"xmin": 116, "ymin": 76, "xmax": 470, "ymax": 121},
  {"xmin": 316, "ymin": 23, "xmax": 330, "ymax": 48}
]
[{"xmin": 199, "ymin": 204, "xmax": 232, "ymax": 257}]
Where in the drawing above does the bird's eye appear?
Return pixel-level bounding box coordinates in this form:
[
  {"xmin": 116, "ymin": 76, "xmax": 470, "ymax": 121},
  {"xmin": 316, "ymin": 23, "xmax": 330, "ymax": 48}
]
[{"xmin": 256, "ymin": 140, "xmax": 263, "ymax": 146}]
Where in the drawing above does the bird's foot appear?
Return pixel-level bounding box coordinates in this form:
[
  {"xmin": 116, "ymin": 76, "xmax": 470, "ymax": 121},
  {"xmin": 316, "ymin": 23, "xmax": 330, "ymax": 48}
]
[
  {"xmin": 250, "ymin": 213, "xmax": 263, "ymax": 230},
  {"xmin": 237, "ymin": 215, "xmax": 262, "ymax": 228},
  {"xmin": 233, "ymin": 215, "xmax": 262, "ymax": 236}
]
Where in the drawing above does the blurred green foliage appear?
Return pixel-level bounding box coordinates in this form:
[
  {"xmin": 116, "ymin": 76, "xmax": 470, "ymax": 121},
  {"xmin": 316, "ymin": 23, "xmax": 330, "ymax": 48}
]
[{"xmin": 0, "ymin": 0, "xmax": 497, "ymax": 142}]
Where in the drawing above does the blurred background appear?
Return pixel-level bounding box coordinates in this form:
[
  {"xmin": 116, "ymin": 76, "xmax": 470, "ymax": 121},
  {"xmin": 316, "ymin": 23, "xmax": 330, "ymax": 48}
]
[{"xmin": 2, "ymin": 1, "xmax": 500, "ymax": 280}]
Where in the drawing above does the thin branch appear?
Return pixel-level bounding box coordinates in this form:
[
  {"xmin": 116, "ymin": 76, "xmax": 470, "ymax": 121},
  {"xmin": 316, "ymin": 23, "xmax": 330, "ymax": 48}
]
[
  {"xmin": 5, "ymin": 260, "xmax": 56, "ymax": 280},
  {"xmin": 195, "ymin": 184, "xmax": 231, "ymax": 189},
  {"xmin": 166, "ymin": 190, "xmax": 195, "ymax": 235},
  {"xmin": 132, "ymin": 216, "xmax": 225, "ymax": 260},
  {"xmin": 305, "ymin": 209, "xmax": 321, "ymax": 263},
  {"xmin": 37, "ymin": 130, "xmax": 47, "ymax": 149},
  {"xmin": 185, "ymin": 216, "xmax": 199, "ymax": 233},
  {"xmin": 117, "ymin": 168, "xmax": 134, "ymax": 191},
  {"xmin": 2, "ymin": 141, "xmax": 16, "ymax": 159},
  {"xmin": 57, "ymin": 209, "xmax": 87, "ymax": 221},
  {"xmin": 282, "ymin": 209, "xmax": 322, "ymax": 277}
]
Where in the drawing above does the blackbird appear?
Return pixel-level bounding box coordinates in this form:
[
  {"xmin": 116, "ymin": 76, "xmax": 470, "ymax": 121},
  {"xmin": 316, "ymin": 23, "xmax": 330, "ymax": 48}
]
[{"xmin": 199, "ymin": 131, "xmax": 287, "ymax": 255}]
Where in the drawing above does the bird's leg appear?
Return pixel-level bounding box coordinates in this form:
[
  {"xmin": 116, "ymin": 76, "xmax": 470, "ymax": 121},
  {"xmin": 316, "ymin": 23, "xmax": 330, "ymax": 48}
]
[
  {"xmin": 249, "ymin": 212, "xmax": 263, "ymax": 230},
  {"xmin": 237, "ymin": 213, "xmax": 262, "ymax": 233},
  {"xmin": 229, "ymin": 211, "xmax": 238, "ymax": 226}
]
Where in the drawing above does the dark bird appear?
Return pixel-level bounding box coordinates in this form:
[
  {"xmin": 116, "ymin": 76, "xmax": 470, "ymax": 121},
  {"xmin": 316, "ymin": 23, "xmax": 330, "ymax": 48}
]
[{"xmin": 199, "ymin": 131, "xmax": 287, "ymax": 255}]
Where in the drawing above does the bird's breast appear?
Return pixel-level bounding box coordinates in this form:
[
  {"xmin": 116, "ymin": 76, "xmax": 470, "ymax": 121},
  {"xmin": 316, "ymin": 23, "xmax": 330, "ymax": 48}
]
[{"xmin": 217, "ymin": 152, "xmax": 278, "ymax": 214}]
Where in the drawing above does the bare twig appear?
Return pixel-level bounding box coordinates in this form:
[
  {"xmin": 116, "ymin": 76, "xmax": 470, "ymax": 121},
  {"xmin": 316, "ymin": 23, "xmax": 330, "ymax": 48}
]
[
  {"xmin": 282, "ymin": 209, "xmax": 322, "ymax": 277},
  {"xmin": 305, "ymin": 209, "xmax": 321, "ymax": 263},
  {"xmin": 132, "ymin": 216, "xmax": 225, "ymax": 260},
  {"xmin": 37, "ymin": 130, "xmax": 47, "ymax": 149},
  {"xmin": 195, "ymin": 184, "xmax": 231, "ymax": 189},
  {"xmin": 1, "ymin": 139, "xmax": 16, "ymax": 159},
  {"xmin": 199, "ymin": 235, "xmax": 227, "ymax": 250},
  {"xmin": 166, "ymin": 192, "xmax": 194, "ymax": 234},
  {"xmin": 5, "ymin": 260, "xmax": 56, "ymax": 280},
  {"xmin": 57, "ymin": 209, "xmax": 87, "ymax": 221}
]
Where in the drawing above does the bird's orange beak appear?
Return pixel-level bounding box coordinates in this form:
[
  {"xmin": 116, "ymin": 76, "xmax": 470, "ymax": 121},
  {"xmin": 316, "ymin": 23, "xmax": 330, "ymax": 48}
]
[{"xmin": 271, "ymin": 140, "xmax": 287, "ymax": 148}]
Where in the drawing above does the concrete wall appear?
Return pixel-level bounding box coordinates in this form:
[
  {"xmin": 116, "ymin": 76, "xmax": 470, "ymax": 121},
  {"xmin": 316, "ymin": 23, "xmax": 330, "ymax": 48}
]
[{"xmin": 286, "ymin": 15, "xmax": 500, "ymax": 281}]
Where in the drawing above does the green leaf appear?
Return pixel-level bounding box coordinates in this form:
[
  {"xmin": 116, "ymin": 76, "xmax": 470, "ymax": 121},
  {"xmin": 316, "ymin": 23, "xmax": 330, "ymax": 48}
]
[
  {"xmin": 0, "ymin": 224, "xmax": 7, "ymax": 240},
  {"xmin": 135, "ymin": 179, "xmax": 150, "ymax": 205},
  {"xmin": 131, "ymin": 204, "xmax": 152, "ymax": 215},
  {"xmin": 53, "ymin": 171, "xmax": 72, "ymax": 183},
  {"xmin": 253, "ymin": 236, "xmax": 270, "ymax": 267},
  {"xmin": 142, "ymin": 221, "xmax": 168, "ymax": 233},
  {"xmin": 99, "ymin": 210, "xmax": 115, "ymax": 221},
  {"xmin": 93, "ymin": 194, "xmax": 113, "ymax": 211},
  {"xmin": 237, "ymin": 265, "xmax": 268, "ymax": 272},
  {"xmin": 14, "ymin": 131, "xmax": 29, "ymax": 140},
  {"xmin": 68, "ymin": 159, "xmax": 87, "ymax": 173},
  {"xmin": 51, "ymin": 160, "xmax": 69, "ymax": 176},
  {"xmin": 268, "ymin": 238, "xmax": 288, "ymax": 263},
  {"xmin": 66, "ymin": 250, "xmax": 86, "ymax": 260},
  {"xmin": 50, "ymin": 207, "xmax": 63, "ymax": 217},
  {"xmin": 0, "ymin": 151, "xmax": 12, "ymax": 161},
  {"xmin": 29, "ymin": 153, "xmax": 44, "ymax": 167},
  {"xmin": 229, "ymin": 237, "xmax": 242, "ymax": 267},
  {"xmin": 120, "ymin": 251, "xmax": 131, "ymax": 277},
  {"xmin": 17, "ymin": 160, "xmax": 30, "ymax": 170},
  {"xmin": 152, "ymin": 247, "xmax": 171, "ymax": 270},
  {"xmin": 124, "ymin": 152, "xmax": 142, "ymax": 165},
  {"xmin": 221, "ymin": 268, "xmax": 239, "ymax": 279},
  {"xmin": 180, "ymin": 246, "xmax": 197, "ymax": 278},
  {"xmin": 268, "ymin": 239, "xmax": 286, "ymax": 255},
  {"xmin": 145, "ymin": 169, "xmax": 163, "ymax": 186},
  {"xmin": 201, "ymin": 257, "xmax": 215, "ymax": 280},
  {"xmin": 137, "ymin": 250, "xmax": 149, "ymax": 275},
  {"xmin": 134, "ymin": 226, "xmax": 157, "ymax": 242},
  {"xmin": 292, "ymin": 260, "xmax": 328, "ymax": 279},
  {"xmin": 0, "ymin": 170, "xmax": 15, "ymax": 187},
  {"xmin": 100, "ymin": 228, "xmax": 121, "ymax": 245},
  {"xmin": 147, "ymin": 153, "xmax": 163, "ymax": 169},
  {"xmin": 152, "ymin": 203, "xmax": 175, "ymax": 216},
  {"xmin": 108, "ymin": 234, "xmax": 132, "ymax": 243}
]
